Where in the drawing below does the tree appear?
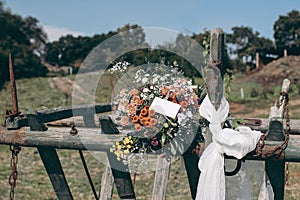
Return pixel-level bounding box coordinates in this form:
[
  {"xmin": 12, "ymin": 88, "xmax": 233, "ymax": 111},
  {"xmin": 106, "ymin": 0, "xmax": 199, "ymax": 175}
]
[
  {"xmin": 274, "ymin": 10, "xmax": 300, "ymax": 47},
  {"xmin": 226, "ymin": 26, "xmax": 273, "ymax": 71},
  {"xmin": 45, "ymin": 24, "xmax": 147, "ymax": 69},
  {"xmin": 0, "ymin": 1, "xmax": 48, "ymax": 87}
]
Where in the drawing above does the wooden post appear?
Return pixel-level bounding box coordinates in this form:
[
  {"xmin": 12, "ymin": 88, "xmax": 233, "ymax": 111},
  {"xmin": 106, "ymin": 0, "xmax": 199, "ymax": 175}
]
[
  {"xmin": 204, "ymin": 28, "xmax": 225, "ymax": 145},
  {"xmin": 152, "ymin": 156, "xmax": 171, "ymax": 200},
  {"xmin": 182, "ymin": 28, "xmax": 225, "ymax": 199},
  {"xmin": 284, "ymin": 49, "xmax": 288, "ymax": 57},
  {"xmin": 38, "ymin": 147, "xmax": 73, "ymax": 200},
  {"xmin": 240, "ymin": 88, "xmax": 244, "ymax": 100},
  {"xmin": 265, "ymin": 78, "xmax": 290, "ymax": 200},
  {"xmin": 256, "ymin": 52, "xmax": 260, "ymax": 68},
  {"xmin": 106, "ymin": 152, "xmax": 136, "ymax": 199},
  {"xmin": 99, "ymin": 157, "xmax": 114, "ymax": 200},
  {"xmin": 206, "ymin": 28, "xmax": 224, "ymax": 110},
  {"xmin": 183, "ymin": 153, "xmax": 200, "ymax": 199}
]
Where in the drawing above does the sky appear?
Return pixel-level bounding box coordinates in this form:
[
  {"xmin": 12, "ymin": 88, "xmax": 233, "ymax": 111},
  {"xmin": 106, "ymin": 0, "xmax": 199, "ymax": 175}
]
[{"xmin": 3, "ymin": 0, "xmax": 300, "ymax": 42}]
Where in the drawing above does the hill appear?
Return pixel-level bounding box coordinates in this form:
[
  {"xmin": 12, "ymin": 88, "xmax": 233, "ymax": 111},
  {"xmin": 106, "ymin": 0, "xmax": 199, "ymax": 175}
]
[
  {"xmin": 254, "ymin": 56, "xmax": 300, "ymax": 87},
  {"xmin": 229, "ymin": 56, "xmax": 300, "ymax": 119}
]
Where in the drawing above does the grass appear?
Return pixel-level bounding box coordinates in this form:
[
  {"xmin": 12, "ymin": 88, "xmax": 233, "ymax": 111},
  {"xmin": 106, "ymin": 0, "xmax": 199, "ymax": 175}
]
[{"xmin": 0, "ymin": 73, "xmax": 300, "ymax": 199}]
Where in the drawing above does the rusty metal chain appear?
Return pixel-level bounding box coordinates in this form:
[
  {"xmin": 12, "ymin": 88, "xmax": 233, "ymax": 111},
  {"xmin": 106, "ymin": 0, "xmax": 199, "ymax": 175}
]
[
  {"xmin": 285, "ymin": 162, "xmax": 290, "ymax": 185},
  {"xmin": 8, "ymin": 144, "xmax": 21, "ymax": 200},
  {"xmin": 284, "ymin": 99, "xmax": 291, "ymax": 185}
]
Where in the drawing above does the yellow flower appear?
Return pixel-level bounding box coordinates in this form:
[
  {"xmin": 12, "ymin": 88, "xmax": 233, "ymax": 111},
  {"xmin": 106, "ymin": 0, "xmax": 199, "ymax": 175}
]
[
  {"xmin": 114, "ymin": 150, "xmax": 120, "ymax": 156},
  {"xmin": 124, "ymin": 137, "xmax": 130, "ymax": 145},
  {"xmin": 126, "ymin": 145, "xmax": 132, "ymax": 149},
  {"xmin": 109, "ymin": 148, "xmax": 114, "ymax": 153},
  {"xmin": 124, "ymin": 149, "xmax": 130, "ymax": 154},
  {"xmin": 117, "ymin": 145, "xmax": 122, "ymax": 150},
  {"xmin": 115, "ymin": 141, "xmax": 120, "ymax": 146}
]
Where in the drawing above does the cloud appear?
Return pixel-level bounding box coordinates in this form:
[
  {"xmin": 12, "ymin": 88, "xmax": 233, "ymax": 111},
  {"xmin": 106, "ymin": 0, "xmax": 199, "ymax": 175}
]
[{"xmin": 43, "ymin": 25, "xmax": 86, "ymax": 42}]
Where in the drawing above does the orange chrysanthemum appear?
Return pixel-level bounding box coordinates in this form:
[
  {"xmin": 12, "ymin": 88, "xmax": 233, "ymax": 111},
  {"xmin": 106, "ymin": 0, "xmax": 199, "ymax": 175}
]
[
  {"xmin": 148, "ymin": 109, "xmax": 156, "ymax": 116},
  {"xmin": 140, "ymin": 117, "xmax": 147, "ymax": 125},
  {"xmin": 140, "ymin": 108, "xmax": 148, "ymax": 116},
  {"xmin": 144, "ymin": 121, "xmax": 151, "ymax": 127},
  {"xmin": 132, "ymin": 115, "xmax": 139, "ymax": 123},
  {"xmin": 134, "ymin": 123, "xmax": 142, "ymax": 132},
  {"xmin": 143, "ymin": 116, "xmax": 151, "ymax": 123}
]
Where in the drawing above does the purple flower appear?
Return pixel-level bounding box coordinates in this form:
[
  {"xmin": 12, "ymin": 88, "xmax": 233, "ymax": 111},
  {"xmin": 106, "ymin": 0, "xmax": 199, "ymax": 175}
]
[{"xmin": 151, "ymin": 139, "xmax": 159, "ymax": 146}]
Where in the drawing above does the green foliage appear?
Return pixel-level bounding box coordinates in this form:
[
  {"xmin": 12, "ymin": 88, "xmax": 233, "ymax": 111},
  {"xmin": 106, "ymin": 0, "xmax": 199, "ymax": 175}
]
[
  {"xmin": 226, "ymin": 26, "xmax": 273, "ymax": 71},
  {"xmin": 44, "ymin": 32, "xmax": 119, "ymax": 68},
  {"xmin": 0, "ymin": 2, "xmax": 48, "ymax": 87},
  {"xmin": 274, "ymin": 10, "xmax": 300, "ymax": 47}
]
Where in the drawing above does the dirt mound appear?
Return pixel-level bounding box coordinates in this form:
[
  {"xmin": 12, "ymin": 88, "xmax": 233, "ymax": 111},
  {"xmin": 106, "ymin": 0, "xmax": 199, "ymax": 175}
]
[{"xmin": 253, "ymin": 56, "xmax": 300, "ymax": 87}]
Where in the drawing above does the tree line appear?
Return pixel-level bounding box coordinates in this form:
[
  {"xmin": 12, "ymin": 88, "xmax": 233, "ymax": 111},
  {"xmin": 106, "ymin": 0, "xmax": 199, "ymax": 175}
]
[{"xmin": 0, "ymin": 1, "xmax": 299, "ymax": 87}]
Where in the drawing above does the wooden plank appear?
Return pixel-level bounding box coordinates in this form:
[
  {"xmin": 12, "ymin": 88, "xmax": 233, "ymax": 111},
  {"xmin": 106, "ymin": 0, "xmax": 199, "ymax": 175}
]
[
  {"xmin": 206, "ymin": 28, "xmax": 225, "ymax": 110},
  {"xmin": 183, "ymin": 153, "xmax": 200, "ymax": 199},
  {"xmin": 38, "ymin": 146, "xmax": 73, "ymax": 200},
  {"xmin": 247, "ymin": 118, "xmax": 300, "ymax": 135},
  {"xmin": 99, "ymin": 158, "xmax": 114, "ymax": 200},
  {"xmin": 265, "ymin": 78, "xmax": 290, "ymax": 200},
  {"xmin": 1, "ymin": 126, "xmax": 300, "ymax": 162},
  {"xmin": 266, "ymin": 160, "xmax": 285, "ymax": 200},
  {"xmin": 36, "ymin": 104, "xmax": 112, "ymax": 123},
  {"xmin": 46, "ymin": 117, "xmax": 300, "ymax": 135},
  {"xmin": 106, "ymin": 152, "xmax": 136, "ymax": 199},
  {"xmin": 152, "ymin": 156, "xmax": 171, "ymax": 200}
]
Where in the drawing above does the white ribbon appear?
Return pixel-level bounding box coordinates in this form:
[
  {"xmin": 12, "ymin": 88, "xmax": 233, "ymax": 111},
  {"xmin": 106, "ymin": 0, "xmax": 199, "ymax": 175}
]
[{"xmin": 196, "ymin": 95, "xmax": 262, "ymax": 200}]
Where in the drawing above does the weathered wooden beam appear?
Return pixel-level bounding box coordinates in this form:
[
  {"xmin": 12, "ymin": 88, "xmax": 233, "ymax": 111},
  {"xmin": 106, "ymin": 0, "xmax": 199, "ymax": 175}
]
[
  {"xmin": 99, "ymin": 158, "xmax": 114, "ymax": 200},
  {"xmin": 246, "ymin": 118, "xmax": 300, "ymax": 135},
  {"xmin": 266, "ymin": 160, "xmax": 285, "ymax": 200},
  {"xmin": 107, "ymin": 152, "xmax": 136, "ymax": 199},
  {"xmin": 38, "ymin": 146, "xmax": 73, "ymax": 200},
  {"xmin": 206, "ymin": 28, "xmax": 225, "ymax": 110},
  {"xmin": 183, "ymin": 152, "xmax": 200, "ymax": 199},
  {"xmin": 152, "ymin": 156, "xmax": 171, "ymax": 200},
  {"xmin": 1, "ymin": 126, "xmax": 300, "ymax": 162},
  {"xmin": 37, "ymin": 103, "xmax": 112, "ymax": 123},
  {"xmin": 47, "ymin": 116, "xmax": 300, "ymax": 135},
  {"xmin": 265, "ymin": 78, "xmax": 290, "ymax": 200},
  {"xmin": 6, "ymin": 104, "xmax": 111, "ymax": 130}
]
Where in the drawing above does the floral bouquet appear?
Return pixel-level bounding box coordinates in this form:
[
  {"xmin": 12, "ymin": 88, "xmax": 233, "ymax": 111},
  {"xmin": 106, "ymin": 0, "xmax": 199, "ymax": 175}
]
[{"xmin": 109, "ymin": 63, "xmax": 202, "ymax": 165}]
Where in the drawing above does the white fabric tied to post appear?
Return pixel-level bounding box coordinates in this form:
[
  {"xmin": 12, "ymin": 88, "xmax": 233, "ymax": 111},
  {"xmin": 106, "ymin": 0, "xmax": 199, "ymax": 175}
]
[{"xmin": 195, "ymin": 95, "xmax": 262, "ymax": 200}]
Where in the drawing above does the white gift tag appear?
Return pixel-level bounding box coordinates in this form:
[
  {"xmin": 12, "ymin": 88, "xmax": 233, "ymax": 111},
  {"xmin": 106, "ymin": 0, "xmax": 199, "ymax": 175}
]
[{"xmin": 149, "ymin": 97, "xmax": 181, "ymax": 119}]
